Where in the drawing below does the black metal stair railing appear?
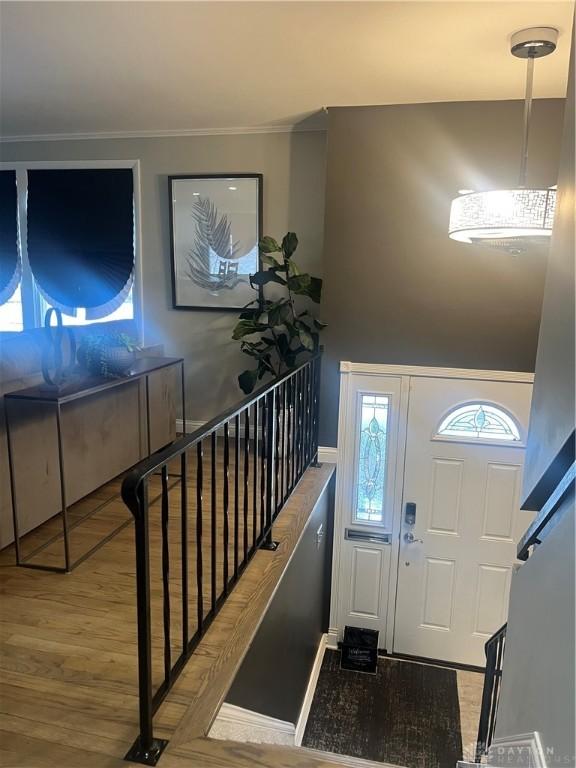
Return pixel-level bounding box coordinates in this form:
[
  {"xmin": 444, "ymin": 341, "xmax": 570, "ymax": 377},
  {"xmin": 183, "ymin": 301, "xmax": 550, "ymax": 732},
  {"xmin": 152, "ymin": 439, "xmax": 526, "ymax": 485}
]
[
  {"xmin": 121, "ymin": 352, "xmax": 322, "ymax": 765},
  {"xmin": 476, "ymin": 623, "xmax": 507, "ymax": 762}
]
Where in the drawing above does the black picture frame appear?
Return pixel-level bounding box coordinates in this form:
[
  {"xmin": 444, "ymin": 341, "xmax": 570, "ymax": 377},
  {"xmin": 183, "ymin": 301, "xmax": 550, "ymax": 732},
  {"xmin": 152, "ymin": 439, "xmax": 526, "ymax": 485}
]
[{"xmin": 168, "ymin": 173, "xmax": 263, "ymax": 311}]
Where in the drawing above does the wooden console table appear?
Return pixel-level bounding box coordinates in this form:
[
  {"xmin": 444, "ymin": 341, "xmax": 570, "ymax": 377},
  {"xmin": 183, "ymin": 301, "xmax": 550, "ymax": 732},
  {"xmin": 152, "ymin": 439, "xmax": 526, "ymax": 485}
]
[{"xmin": 4, "ymin": 357, "xmax": 185, "ymax": 572}]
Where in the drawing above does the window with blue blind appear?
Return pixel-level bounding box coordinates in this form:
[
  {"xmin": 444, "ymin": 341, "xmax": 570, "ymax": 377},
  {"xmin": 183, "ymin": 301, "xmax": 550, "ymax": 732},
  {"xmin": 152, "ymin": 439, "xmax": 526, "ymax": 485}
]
[
  {"xmin": 0, "ymin": 164, "xmax": 137, "ymax": 332},
  {"xmin": 0, "ymin": 170, "xmax": 20, "ymax": 306}
]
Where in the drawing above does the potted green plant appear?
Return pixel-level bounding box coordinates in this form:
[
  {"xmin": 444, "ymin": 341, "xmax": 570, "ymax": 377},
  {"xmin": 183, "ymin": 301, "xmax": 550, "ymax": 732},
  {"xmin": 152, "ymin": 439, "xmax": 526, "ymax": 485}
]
[
  {"xmin": 232, "ymin": 232, "xmax": 326, "ymax": 394},
  {"xmin": 77, "ymin": 332, "xmax": 141, "ymax": 378}
]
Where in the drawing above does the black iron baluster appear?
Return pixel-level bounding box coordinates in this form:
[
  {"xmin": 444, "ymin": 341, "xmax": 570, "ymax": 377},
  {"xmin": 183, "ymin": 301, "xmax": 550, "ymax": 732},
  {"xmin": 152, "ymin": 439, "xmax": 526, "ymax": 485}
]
[
  {"xmin": 196, "ymin": 441, "xmax": 204, "ymax": 635},
  {"xmin": 295, "ymin": 369, "xmax": 302, "ymax": 480},
  {"xmin": 223, "ymin": 422, "xmax": 230, "ymax": 594},
  {"xmin": 180, "ymin": 452, "xmax": 188, "ymax": 651},
  {"xmin": 312, "ymin": 355, "xmax": 321, "ymax": 465},
  {"xmin": 210, "ymin": 431, "xmax": 217, "ymax": 614},
  {"xmin": 260, "ymin": 397, "xmax": 266, "ymax": 538},
  {"xmin": 243, "ymin": 408, "xmax": 249, "ymax": 562},
  {"xmin": 303, "ymin": 367, "xmax": 308, "ymax": 470},
  {"xmin": 301, "ymin": 368, "xmax": 306, "ymax": 474},
  {"xmin": 265, "ymin": 388, "xmax": 275, "ymax": 531},
  {"xmin": 286, "ymin": 377, "xmax": 293, "ymax": 492},
  {"xmin": 281, "ymin": 381, "xmax": 287, "ymax": 508},
  {"xmin": 125, "ymin": 479, "xmax": 168, "ymax": 764},
  {"xmin": 476, "ymin": 624, "xmax": 506, "ymax": 761},
  {"xmin": 302, "ymin": 367, "xmax": 308, "ymax": 473},
  {"xmin": 161, "ymin": 466, "xmax": 171, "ymax": 687},
  {"xmin": 477, "ymin": 642, "xmax": 496, "ymax": 760},
  {"xmin": 234, "ymin": 415, "xmax": 240, "ymax": 580},
  {"xmin": 308, "ymin": 362, "xmax": 314, "ymax": 463},
  {"xmin": 275, "ymin": 385, "xmax": 281, "ymax": 515},
  {"xmin": 307, "ymin": 361, "xmax": 313, "ymax": 464},
  {"xmin": 302, "ymin": 363, "xmax": 310, "ymax": 466},
  {"xmin": 288, "ymin": 376, "xmax": 296, "ymax": 493},
  {"xmin": 488, "ymin": 634, "xmax": 505, "ymax": 748},
  {"xmin": 252, "ymin": 401, "xmax": 258, "ymax": 550}
]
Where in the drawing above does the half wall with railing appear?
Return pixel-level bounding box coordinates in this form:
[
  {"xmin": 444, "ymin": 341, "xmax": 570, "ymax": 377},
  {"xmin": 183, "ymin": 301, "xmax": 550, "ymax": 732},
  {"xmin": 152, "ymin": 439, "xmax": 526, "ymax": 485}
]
[{"xmin": 121, "ymin": 353, "xmax": 322, "ymax": 765}]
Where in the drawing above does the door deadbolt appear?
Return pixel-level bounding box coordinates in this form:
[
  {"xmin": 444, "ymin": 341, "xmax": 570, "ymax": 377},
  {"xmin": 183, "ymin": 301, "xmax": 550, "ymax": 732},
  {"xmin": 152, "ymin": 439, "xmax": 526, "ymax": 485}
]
[{"xmin": 405, "ymin": 502, "xmax": 416, "ymax": 526}]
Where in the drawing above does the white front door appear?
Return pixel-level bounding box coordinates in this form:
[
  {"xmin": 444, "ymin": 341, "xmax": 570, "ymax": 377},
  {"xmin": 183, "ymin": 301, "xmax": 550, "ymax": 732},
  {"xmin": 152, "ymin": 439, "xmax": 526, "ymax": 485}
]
[
  {"xmin": 331, "ymin": 364, "xmax": 533, "ymax": 668},
  {"xmin": 393, "ymin": 376, "xmax": 533, "ymax": 667}
]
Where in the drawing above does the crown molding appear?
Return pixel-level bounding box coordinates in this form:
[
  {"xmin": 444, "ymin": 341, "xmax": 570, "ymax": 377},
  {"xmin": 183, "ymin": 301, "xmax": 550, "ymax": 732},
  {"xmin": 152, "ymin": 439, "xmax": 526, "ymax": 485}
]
[
  {"xmin": 339, "ymin": 361, "xmax": 534, "ymax": 383},
  {"xmin": 0, "ymin": 124, "xmax": 327, "ymax": 144}
]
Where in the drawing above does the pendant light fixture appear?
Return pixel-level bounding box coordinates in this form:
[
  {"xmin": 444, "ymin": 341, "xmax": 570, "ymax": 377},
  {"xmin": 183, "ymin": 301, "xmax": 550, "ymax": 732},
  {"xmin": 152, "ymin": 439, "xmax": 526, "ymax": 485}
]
[{"xmin": 448, "ymin": 27, "xmax": 559, "ymax": 253}]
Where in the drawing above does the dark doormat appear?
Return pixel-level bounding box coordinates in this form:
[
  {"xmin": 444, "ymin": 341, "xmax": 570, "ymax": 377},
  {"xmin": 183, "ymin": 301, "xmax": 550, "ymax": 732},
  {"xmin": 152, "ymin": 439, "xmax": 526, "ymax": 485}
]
[{"xmin": 302, "ymin": 650, "xmax": 463, "ymax": 768}]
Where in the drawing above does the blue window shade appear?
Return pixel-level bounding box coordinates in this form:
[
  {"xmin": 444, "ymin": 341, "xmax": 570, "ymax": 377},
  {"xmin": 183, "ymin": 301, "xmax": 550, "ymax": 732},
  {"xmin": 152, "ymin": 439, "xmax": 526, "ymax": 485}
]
[
  {"xmin": 0, "ymin": 170, "xmax": 20, "ymax": 305},
  {"xmin": 27, "ymin": 169, "xmax": 134, "ymax": 316}
]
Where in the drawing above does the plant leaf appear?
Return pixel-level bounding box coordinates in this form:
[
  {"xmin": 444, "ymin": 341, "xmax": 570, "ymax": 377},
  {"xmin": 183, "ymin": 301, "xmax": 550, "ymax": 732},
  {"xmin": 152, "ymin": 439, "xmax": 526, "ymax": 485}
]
[
  {"xmin": 259, "ymin": 236, "xmax": 281, "ymax": 253},
  {"xmin": 298, "ymin": 327, "xmax": 315, "ymax": 351},
  {"xmin": 250, "ymin": 270, "xmax": 287, "ymax": 288},
  {"xmin": 239, "ymin": 368, "xmax": 259, "ymax": 394},
  {"xmin": 268, "ymin": 301, "xmax": 292, "ymax": 327},
  {"xmin": 260, "ymin": 253, "xmax": 282, "ymax": 268},
  {"xmin": 238, "ymin": 307, "xmax": 262, "ymax": 320},
  {"xmin": 258, "ymin": 356, "xmax": 276, "ymax": 377},
  {"xmin": 287, "ymin": 260, "xmax": 301, "ymax": 278},
  {"xmin": 232, "ymin": 320, "xmax": 269, "ymax": 340},
  {"xmin": 289, "ymin": 275, "xmax": 322, "ymax": 303},
  {"xmin": 282, "ymin": 232, "xmax": 298, "ymax": 258},
  {"xmin": 284, "ymin": 320, "xmax": 299, "ymax": 340}
]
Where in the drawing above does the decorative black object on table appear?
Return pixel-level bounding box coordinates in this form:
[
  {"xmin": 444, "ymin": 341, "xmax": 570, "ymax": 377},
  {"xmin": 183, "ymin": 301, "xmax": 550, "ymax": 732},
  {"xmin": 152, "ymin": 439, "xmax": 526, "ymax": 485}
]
[
  {"xmin": 41, "ymin": 307, "xmax": 76, "ymax": 388},
  {"xmin": 4, "ymin": 357, "xmax": 185, "ymax": 573}
]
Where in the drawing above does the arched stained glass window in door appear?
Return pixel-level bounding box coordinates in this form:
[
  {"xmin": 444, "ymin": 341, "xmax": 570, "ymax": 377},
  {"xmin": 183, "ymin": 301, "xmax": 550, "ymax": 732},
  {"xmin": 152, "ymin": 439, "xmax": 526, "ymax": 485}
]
[{"xmin": 436, "ymin": 403, "xmax": 521, "ymax": 442}]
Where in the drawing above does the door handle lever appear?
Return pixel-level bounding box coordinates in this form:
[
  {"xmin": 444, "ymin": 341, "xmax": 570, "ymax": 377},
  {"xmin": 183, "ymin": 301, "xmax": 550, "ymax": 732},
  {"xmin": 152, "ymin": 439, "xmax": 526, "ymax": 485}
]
[{"xmin": 404, "ymin": 531, "xmax": 423, "ymax": 544}]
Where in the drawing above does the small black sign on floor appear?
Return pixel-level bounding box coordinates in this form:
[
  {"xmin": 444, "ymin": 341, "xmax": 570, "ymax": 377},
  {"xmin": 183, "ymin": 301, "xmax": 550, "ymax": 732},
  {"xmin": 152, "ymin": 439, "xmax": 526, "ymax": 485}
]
[{"xmin": 341, "ymin": 625, "xmax": 379, "ymax": 674}]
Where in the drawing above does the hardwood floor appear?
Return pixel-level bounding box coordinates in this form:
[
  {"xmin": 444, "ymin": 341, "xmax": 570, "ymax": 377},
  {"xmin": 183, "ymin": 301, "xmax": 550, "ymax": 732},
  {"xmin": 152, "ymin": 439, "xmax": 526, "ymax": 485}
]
[{"xmin": 0, "ymin": 459, "xmax": 368, "ymax": 768}]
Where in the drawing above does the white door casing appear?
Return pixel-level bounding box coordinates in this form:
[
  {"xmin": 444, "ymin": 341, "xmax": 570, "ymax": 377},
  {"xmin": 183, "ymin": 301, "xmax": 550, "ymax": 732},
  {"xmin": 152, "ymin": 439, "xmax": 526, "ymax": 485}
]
[{"xmin": 330, "ymin": 362, "xmax": 534, "ymax": 666}]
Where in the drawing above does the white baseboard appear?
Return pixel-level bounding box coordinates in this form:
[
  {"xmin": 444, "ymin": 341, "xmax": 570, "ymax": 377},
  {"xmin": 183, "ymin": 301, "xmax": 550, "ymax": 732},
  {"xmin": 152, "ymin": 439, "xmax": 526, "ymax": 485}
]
[
  {"xmin": 176, "ymin": 418, "xmax": 204, "ymax": 434},
  {"xmin": 176, "ymin": 418, "xmax": 257, "ymax": 439},
  {"xmin": 318, "ymin": 446, "xmax": 338, "ymax": 464},
  {"xmin": 208, "ymin": 703, "xmax": 295, "ymax": 746},
  {"xmin": 294, "ymin": 633, "xmax": 328, "ymax": 746},
  {"xmin": 487, "ymin": 732, "xmax": 547, "ymax": 768},
  {"xmin": 209, "ymin": 634, "xmax": 328, "ymax": 749},
  {"xmin": 326, "ymin": 627, "xmax": 340, "ymax": 649},
  {"xmin": 176, "ymin": 421, "xmax": 338, "ymax": 468}
]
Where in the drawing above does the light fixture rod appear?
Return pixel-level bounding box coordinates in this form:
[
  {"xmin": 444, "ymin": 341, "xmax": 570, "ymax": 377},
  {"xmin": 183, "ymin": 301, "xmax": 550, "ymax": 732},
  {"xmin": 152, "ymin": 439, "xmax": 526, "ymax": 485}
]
[{"xmin": 519, "ymin": 54, "xmax": 534, "ymax": 188}]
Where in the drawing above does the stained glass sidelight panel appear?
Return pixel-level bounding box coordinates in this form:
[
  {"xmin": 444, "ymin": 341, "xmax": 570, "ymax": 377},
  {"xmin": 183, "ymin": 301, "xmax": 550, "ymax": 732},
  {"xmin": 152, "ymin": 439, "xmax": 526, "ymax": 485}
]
[
  {"xmin": 437, "ymin": 403, "xmax": 521, "ymax": 442},
  {"xmin": 355, "ymin": 395, "xmax": 390, "ymax": 523}
]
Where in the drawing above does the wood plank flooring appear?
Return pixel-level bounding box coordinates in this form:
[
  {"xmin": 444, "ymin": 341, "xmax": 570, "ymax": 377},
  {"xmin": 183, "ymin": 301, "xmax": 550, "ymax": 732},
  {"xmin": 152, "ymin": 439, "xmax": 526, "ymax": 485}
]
[{"xmin": 0, "ymin": 457, "xmax": 370, "ymax": 768}]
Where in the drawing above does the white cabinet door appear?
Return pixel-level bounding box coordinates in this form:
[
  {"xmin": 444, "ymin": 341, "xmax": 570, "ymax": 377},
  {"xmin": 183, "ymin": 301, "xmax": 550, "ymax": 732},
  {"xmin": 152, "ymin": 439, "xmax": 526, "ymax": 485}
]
[{"xmin": 393, "ymin": 377, "xmax": 533, "ymax": 667}]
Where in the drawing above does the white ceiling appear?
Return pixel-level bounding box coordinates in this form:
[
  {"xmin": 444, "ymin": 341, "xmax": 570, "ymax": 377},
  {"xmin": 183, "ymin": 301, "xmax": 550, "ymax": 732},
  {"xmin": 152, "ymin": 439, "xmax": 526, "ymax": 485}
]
[{"xmin": 0, "ymin": 1, "xmax": 573, "ymax": 139}]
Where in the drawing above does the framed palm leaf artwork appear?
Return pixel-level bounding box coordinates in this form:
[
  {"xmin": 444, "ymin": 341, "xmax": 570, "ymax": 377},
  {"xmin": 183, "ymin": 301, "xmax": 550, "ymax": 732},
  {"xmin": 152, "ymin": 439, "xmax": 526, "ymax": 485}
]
[{"xmin": 169, "ymin": 174, "xmax": 263, "ymax": 310}]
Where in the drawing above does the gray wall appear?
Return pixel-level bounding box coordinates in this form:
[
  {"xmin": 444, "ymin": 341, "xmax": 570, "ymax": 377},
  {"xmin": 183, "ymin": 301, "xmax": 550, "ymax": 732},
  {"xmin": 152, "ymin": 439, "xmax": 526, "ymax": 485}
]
[
  {"xmin": 494, "ymin": 33, "xmax": 575, "ymax": 764},
  {"xmin": 319, "ymin": 99, "xmax": 564, "ymax": 446},
  {"xmin": 226, "ymin": 476, "xmax": 333, "ymax": 724},
  {"xmin": 494, "ymin": 492, "xmax": 575, "ymax": 763},
  {"xmin": 522, "ymin": 36, "xmax": 575, "ymax": 509},
  {"xmin": 0, "ymin": 131, "xmax": 327, "ymax": 424}
]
